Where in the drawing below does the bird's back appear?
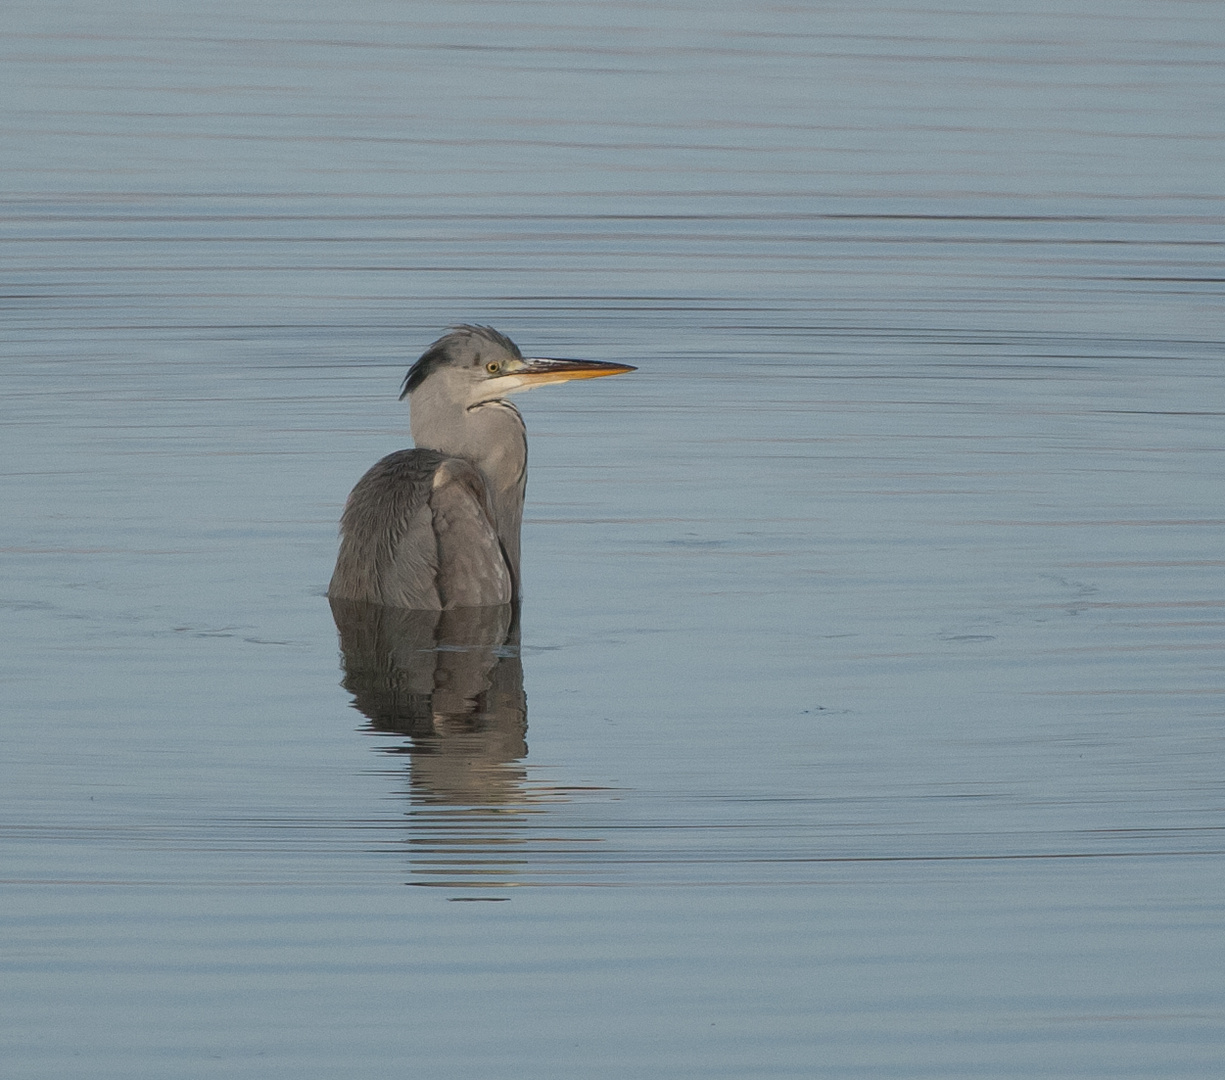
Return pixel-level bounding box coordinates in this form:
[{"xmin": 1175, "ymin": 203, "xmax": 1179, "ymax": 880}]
[{"xmin": 327, "ymin": 449, "xmax": 512, "ymax": 609}]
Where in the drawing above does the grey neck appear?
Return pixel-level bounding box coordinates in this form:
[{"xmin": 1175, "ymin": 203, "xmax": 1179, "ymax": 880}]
[{"xmin": 410, "ymin": 388, "xmax": 528, "ymax": 591}]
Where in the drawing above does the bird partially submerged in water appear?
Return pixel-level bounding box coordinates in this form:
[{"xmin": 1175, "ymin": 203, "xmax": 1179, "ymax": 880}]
[{"xmin": 328, "ymin": 325, "xmax": 635, "ymax": 609}]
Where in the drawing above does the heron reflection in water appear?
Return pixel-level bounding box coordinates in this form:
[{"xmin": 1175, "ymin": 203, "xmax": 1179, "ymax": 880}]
[
  {"xmin": 329, "ymin": 599, "xmax": 528, "ymax": 805},
  {"xmin": 328, "ymin": 326, "xmax": 634, "ymax": 810}
]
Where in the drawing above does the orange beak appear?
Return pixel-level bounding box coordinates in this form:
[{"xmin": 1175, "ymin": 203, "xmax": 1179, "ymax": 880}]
[{"xmin": 514, "ymin": 357, "xmax": 638, "ymax": 386}]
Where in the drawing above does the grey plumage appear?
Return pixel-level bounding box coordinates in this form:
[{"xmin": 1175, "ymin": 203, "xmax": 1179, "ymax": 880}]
[
  {"xmin": 327, "ymin": 325, "xmax": 634, "ymax": 609},
  {"xmin": 330, "ymin": 448, "xmax": 511, "ymax": 608}
]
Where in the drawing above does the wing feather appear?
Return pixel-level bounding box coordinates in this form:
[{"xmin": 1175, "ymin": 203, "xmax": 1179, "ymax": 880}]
[
  {"xmin": 428, "ymin": 459, "xmax": 513, "ymax": 607},
  {"xmin": 329, "ymin": 449, "xmax": 444, "ymax": 608},
  {"xmin": 328, "ymin": 449, "xmax": 511, "ymax": 609}
]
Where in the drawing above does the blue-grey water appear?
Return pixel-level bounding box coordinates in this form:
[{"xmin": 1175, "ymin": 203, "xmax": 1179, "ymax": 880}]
[{"xmin": 2, "ymin": 2, "xmax": 1224, "ymax": 1077}]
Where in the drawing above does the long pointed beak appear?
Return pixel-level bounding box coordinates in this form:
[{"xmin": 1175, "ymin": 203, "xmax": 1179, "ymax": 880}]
[{"xmin": 515, "ymin": 357, "xmax": 637, "ymax": 386}]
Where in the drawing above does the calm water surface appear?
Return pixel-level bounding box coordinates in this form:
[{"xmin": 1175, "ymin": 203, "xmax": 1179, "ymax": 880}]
[{"xmin": 2, "ymin": 2, "xmax": 1224, "ymax": 1077}]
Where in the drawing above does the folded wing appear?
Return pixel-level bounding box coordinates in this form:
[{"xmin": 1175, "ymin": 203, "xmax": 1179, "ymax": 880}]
[{"xmin": 328, "ymin": 449, "xmax": 511, "ymax": 609}]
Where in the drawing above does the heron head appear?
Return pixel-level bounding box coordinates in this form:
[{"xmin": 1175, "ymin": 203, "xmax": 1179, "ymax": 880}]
[{"xmin": 400, "ymin": 325, "xmax": 635, "ymax": 408}]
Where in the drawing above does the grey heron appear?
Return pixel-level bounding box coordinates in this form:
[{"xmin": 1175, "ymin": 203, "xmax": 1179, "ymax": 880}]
[{"xmin": 327, "ymin": 325, "xmax": 635, "ymax": 608}]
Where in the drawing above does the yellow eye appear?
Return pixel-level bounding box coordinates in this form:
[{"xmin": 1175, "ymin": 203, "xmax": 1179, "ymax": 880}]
[{"xmin": 485, "ymin": 361, "xmax": 501, "ymax": 374}]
